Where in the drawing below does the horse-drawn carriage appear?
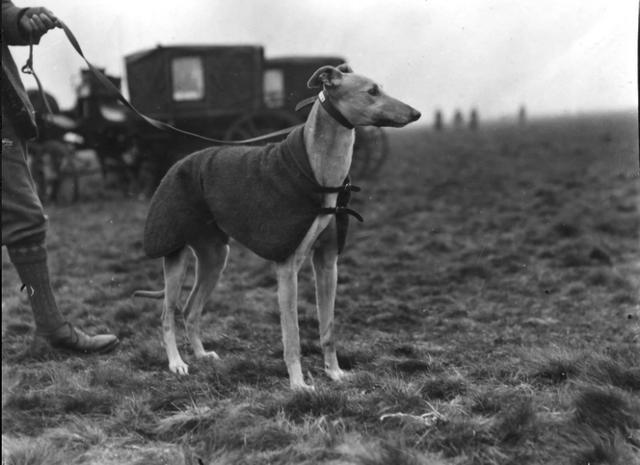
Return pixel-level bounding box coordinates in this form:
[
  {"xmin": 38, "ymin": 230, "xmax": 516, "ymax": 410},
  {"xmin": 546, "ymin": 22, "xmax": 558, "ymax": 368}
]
[
  {"xmin": 28, "ymin": 44, "xmax": 389, "ymax": 202},
  {"xmin": 27, "ymin": 68, "xmax": 139, "ymax": 203}
]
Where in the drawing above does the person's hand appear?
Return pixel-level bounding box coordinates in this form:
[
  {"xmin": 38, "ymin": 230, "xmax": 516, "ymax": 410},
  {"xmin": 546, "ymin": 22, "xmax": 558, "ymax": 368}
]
[{"xmin": 19, "ymin": 7, "xmax": 60, "ymax": 42}]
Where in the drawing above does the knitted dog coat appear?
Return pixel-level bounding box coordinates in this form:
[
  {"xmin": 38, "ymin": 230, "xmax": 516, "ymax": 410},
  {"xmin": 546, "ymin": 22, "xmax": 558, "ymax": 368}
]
[{"xmin": 143, "ymin": 126, "xmax": 355, "ymax": 262}]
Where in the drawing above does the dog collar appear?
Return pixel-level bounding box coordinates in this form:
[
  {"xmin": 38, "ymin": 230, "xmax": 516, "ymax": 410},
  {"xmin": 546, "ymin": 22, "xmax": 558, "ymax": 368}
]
[
  {"xmin": 294, "ymin": 91, "xmax": 354, "ymax": 130},
  {"xmin": 318, "ymin": 90, "xmax": 354, "ymax": 130}
]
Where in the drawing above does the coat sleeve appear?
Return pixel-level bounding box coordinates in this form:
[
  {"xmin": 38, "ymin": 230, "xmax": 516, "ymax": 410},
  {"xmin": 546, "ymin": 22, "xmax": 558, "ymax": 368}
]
[{"xmin": 1, "ymin": 0, "xmax": 31, "ymax": 46}]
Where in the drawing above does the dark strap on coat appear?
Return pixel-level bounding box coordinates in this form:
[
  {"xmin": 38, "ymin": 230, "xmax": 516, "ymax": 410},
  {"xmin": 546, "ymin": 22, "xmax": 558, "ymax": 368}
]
[
  {"xmin": 317, "ymin": 176, "xmax": 363, "ymax": 223},
  {"xmin": 319, "ymin": 206, "xmax": 363, "ymax": 222}
]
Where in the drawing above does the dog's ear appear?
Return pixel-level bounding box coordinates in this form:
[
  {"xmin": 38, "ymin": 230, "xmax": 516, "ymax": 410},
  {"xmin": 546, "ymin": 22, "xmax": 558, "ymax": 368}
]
[
  {"xmin": 307, "ymin": 66, "xmax": 344, "ymax": 89},
  {"xmin": 337, "ymin": 63, "xmax": 353, "ymax": 73}
]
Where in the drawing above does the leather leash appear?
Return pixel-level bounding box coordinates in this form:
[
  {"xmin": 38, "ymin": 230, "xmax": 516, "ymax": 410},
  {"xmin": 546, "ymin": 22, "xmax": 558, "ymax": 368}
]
[
  {"xmin": 22, "ymin": 22, "xmax": 300, "ymax": 145},
  {"xmin": 23, "ymin": 23, "xmax": 358, "ymax": 145}
]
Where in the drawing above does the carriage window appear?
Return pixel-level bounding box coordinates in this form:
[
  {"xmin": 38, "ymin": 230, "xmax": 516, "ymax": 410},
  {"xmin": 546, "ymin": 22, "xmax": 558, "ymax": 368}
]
[
  {"xmin": 263, "ymin": 69, "xmax": 284, "ymax": 108},
  {"xmin": 172, "ymin": 56, "xmax": 204, "ymax": 101}
]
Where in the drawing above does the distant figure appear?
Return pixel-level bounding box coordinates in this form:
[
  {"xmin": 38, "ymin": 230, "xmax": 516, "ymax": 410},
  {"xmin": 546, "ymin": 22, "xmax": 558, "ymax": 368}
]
[
  {"xmin": 469, "ymin": 108, "xmax": 479, "ymax": 130},
  {"xmin": 518, "ymin": 105, "xmax": 527, "ymax": 126},
  {"xmin": 433, "ymin": 109, "xmax": 443, "ymax": 131},
  {"xmin": 453, "ymin": 109, "xmax": 464, "ymax": 128}
]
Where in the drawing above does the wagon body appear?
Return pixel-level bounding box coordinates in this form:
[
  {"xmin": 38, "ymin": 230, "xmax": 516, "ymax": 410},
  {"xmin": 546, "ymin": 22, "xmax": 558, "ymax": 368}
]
[
  {"xmin": 126, "ymin": 45, "xmax": 264, "ymax": 139},
  {"xmin": 124, "ymin": 45, "xmax": 268, "ymax": 188}
]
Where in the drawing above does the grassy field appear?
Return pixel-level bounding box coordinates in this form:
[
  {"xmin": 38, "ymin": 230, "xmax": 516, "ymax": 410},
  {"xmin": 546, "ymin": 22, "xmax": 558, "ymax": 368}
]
[{"xmin": 2, "ymin": 111, "xmax": 639, "ymax": 465}]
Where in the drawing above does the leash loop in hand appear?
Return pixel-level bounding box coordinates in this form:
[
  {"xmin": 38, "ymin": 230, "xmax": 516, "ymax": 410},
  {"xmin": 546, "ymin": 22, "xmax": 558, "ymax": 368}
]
[
  {"xmin": 20, "ymin": 34, "xmax": 54, "ymax": 115},
  {"xmin": 20, "ymin": 42, "xmax": 34, "ymax": 75}
]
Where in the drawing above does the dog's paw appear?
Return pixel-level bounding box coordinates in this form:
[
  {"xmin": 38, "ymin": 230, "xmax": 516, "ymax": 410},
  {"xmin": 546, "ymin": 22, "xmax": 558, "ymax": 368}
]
[
  {"xmin": 196, "ymin": 350, "xmax": 220, "ymax": 360},
  {"xmin": 326, "ymin": 368, "xmax": 351, "ymax": 382},
  {"xmin": 291, "ymin": 381, "xmax": 315, "ymax": 392},
  {"xmin": 169, "ymin": 360, "xmax": 189, "ymax": 375}
]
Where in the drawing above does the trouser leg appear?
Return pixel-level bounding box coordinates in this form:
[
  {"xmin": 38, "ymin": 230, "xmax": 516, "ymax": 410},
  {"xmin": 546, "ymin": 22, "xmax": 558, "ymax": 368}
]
[{"xmin": 2, "ymin": 114, "xmax": 64, "ymax": 335}]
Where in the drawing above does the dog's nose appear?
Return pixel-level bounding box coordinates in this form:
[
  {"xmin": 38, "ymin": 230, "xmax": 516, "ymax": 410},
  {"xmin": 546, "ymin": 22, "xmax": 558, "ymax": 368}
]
[{"xmin": 410, "ymin": 109, "xmax": 421, "ymax": 121}]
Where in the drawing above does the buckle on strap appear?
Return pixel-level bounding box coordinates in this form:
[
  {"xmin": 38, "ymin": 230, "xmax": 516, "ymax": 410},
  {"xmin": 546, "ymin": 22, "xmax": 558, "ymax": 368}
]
[{"xmin": 319, "ymin": 206, "xmax": 364, "ymax": 222}]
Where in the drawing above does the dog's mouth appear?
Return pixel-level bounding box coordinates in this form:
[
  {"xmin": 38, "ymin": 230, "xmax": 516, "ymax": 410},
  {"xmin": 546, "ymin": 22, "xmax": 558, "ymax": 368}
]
[{"xmin": 373, "ymin": 117, "xmax": 412, "ymax": 128}]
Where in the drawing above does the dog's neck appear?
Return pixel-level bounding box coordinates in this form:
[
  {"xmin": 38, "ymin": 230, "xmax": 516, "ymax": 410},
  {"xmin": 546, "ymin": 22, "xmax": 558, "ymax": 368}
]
[{"xmin": 303, "ymin": 100, "xmax": 354, "ymax": 194}]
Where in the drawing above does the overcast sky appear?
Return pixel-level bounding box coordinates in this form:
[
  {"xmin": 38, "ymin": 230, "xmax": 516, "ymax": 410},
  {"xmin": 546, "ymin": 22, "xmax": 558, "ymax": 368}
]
[{"xmin": 8, "ymin": 0, "xmax": 638, "ymax": 120}]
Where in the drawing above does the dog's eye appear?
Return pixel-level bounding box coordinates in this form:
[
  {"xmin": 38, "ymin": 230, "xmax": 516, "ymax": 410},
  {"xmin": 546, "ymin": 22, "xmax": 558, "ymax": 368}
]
[{"xmin": 367, "ymin": 86, "xmax": 380, "ymax": 96}]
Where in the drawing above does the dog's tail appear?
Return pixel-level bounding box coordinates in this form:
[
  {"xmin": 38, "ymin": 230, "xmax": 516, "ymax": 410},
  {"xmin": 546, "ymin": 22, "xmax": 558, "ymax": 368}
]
[{"xmin": 132, "ymin": 290, "xmax": 165, "ymax": 299}]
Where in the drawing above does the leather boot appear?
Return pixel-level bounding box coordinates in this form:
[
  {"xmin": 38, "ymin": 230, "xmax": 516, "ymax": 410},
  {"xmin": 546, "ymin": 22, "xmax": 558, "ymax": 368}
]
[{"xmin": 46, "ymin": 322, "xmax": 119, "ymax": 354}]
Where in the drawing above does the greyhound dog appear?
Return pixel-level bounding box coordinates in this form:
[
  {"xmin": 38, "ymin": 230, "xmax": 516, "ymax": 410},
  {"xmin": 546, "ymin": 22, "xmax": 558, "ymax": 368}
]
[{"xmin": 135, "ymin": 64, "xmax": 420, "ymax": 390}]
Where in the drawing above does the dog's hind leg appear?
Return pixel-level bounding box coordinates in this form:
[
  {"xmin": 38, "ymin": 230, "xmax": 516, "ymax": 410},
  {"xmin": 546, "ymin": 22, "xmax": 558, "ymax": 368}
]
[
  {"xmin": 162, "ymin": 247, "xmax": 190, "ymax": 375},
  {"xmin": 183, "ymin": 236, "xmax": 229, "ymax": 360},
  {"xmin": 312, "ymin": 237, "xmax": 348, "ymax": 382}
]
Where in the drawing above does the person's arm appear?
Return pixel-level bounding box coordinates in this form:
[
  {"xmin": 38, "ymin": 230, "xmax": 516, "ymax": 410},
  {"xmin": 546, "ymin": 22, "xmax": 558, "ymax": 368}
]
[{"xmin": 1, "ymin": 0, "xmax": 59, "ymax": 45}]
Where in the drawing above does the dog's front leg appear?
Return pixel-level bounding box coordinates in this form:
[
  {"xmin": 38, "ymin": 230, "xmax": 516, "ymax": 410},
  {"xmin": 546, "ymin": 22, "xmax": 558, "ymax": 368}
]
[
  {"xmin": 276, "ymin": 262, "xmax": 312, "ymax": 391},
  {"xmin": 276, "ymin": 216, "xmax": 331, "ymax": 390},
  {"xmin": 312, "ymin": 243, "xmax": 348, "ymax": 382}
]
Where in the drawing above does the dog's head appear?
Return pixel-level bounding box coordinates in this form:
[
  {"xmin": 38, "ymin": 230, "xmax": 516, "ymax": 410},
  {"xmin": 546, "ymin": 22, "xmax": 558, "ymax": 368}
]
[{"xmin": 307, "ymin": 64, "xmax": 421, "ymax": 128}]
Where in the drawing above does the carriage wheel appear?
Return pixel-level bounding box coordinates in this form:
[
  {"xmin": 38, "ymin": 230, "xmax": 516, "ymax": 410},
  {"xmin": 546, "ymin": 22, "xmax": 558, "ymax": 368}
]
[
  {"xmin": 351, "ymin": 127, "xmax": 389, "ymax": 180},
  {"xmin": 30, "ymin": 140, "xmax": 79, "ymax": 205},
  {"xmin": 224, "ymin": 110, "xmax": 302, "ymax": 142}
]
